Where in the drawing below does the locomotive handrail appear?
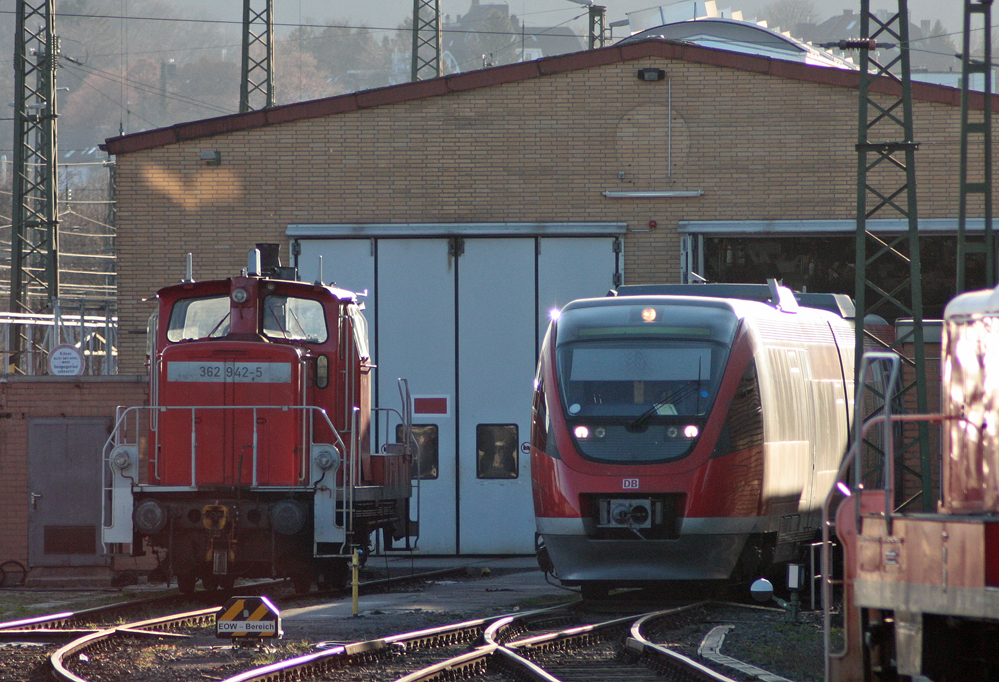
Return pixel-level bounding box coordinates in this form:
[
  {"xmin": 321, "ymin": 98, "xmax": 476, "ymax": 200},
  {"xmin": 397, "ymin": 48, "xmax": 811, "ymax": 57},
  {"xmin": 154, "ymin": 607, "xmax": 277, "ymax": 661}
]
[
  {"xmin": 822, "ymin": 349, "xmax": 966, "ymax": 682},
  {"xmin": 371, "ymin": 378, "xmax": 422, "ymax": 548},
  {"xmin": 101, "ymin": 403, "xmax": 351, "ymax": 540}
]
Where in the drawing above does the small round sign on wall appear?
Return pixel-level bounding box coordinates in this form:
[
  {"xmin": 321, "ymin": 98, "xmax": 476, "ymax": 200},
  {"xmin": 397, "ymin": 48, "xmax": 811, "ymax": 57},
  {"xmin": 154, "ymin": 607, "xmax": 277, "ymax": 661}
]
[{"xmin": 48, "ymin": 344, "xmax": 85, "ymax": 376}]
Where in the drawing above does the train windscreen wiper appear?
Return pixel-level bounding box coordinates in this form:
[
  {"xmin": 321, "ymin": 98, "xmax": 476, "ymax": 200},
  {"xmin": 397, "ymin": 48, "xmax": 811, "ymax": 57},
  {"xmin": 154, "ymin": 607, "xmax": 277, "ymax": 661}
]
[{"xmin": 628, "ymin": 380, "xmax": 700, "ymax": 431}]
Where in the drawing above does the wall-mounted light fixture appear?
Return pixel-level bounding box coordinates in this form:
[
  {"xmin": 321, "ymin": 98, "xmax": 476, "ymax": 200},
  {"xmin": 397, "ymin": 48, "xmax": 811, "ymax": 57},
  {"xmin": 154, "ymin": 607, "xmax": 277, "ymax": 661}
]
[
  {"xmin": 200, "ymin": 150, "xmax": 222, "ymax": 166},
  {"xmin": 637, "ymin": 68, "xmax": 666, "ymax": 82}
]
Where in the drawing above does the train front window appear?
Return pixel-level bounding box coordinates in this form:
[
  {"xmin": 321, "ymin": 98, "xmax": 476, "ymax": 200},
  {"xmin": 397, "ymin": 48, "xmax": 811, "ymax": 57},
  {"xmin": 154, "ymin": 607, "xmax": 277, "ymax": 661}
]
[
  {"xmin": 554, "ymin": 302, "xmax": 736, "ymax": 463},
  {"xmin": 557, "ymin": 343, "xmax": 723, "ymax": 419},
  {"xmin": 167, "ymin": 295, "xmax": 231, "ymax": 342},
  {"xmin": 262, "ymin": 295, "xmax": 328, "ymax": 343}
]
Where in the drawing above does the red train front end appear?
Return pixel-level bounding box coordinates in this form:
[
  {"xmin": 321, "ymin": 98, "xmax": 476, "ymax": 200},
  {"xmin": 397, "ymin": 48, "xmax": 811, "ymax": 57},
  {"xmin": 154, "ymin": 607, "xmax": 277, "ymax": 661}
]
[
  {"xmin": 531, "ymin": 286, "xmax": 854, "ymax": 596},
  {"xmin": 102, "ymin": 248, "xmax": 415, "ymax": 593}
]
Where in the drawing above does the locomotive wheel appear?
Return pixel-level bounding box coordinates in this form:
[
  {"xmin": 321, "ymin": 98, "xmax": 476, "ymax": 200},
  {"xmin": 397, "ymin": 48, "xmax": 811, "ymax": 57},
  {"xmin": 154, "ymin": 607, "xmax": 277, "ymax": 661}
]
[{"xmin": 177, "ymin": 572, "xmax": 197, "ymax": 595}]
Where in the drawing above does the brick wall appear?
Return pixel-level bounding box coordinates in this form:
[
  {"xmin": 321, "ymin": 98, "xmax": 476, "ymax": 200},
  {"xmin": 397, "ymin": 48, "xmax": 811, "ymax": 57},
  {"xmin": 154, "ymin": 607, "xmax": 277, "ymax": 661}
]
[
  {"xmin": 110, "ymin": 52, "xmax": 981, "ymax": 373},
  {"xmin": 0, "ymin": 377, "xmax": 148, "ymax": 566}
]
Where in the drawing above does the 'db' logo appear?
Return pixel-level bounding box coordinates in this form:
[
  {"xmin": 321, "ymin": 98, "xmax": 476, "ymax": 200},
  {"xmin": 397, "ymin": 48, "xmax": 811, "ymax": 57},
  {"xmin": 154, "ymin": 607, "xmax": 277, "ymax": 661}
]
[{"xmin": 622, "ymin": 478, "xmax": 639, "ymax": 489}]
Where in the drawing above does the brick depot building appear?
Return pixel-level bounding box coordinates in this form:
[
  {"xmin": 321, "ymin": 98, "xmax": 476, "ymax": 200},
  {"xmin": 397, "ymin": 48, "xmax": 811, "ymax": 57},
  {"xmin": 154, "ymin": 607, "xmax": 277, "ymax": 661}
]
[{"xmin": 1, "ymin": 39, "xmax": 993, "ymax": 571}]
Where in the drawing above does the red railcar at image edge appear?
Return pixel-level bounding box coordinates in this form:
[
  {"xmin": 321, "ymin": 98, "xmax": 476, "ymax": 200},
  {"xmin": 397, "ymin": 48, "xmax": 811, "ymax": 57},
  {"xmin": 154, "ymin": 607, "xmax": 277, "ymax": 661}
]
[
  {"xmin": 827, "ymin": 285, "xmax": 999, "ymax": 681},
  {"xmin": 530, "ymin": 283, "xmax": 855, "ymax": 597},
  {"xmin": 102, "ymin": 247, "xmax": 417, "ymax": 594}
]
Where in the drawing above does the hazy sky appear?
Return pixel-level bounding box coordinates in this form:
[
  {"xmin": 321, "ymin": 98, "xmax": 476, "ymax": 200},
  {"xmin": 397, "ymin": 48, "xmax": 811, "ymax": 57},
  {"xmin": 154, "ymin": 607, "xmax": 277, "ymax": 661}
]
[{"xmin": 174, "ymin": 1, "xmax": 963, "ymax": 42}]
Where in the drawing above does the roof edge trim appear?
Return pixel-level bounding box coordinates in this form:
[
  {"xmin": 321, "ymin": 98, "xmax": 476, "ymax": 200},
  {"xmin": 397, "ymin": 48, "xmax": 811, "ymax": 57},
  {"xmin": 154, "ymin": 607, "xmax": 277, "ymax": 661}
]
[{"xmin": 287, "ymin": 222, "xmax": 629, "ymax": 238}]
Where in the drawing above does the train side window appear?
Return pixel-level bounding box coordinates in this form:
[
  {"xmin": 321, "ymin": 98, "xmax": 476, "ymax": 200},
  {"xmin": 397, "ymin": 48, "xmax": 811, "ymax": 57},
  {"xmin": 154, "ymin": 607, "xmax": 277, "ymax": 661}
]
[
  {"xmin": 477, "ymin": 424, "xmax": 519, "ymax": 479},
  {"xmin": 728, "ymin": 360, "xmax": 764, "ymax": 450},
  {"xmin": 532, "ymin": 380, "xmax": 548, "ymax": 451},
  {"xmin": 397, "ymin": 424, "xmax": 438, "ymax": 480},
  {"xmin": 315, "ymin": 354, "xmax": 329, "ymax": 389}
]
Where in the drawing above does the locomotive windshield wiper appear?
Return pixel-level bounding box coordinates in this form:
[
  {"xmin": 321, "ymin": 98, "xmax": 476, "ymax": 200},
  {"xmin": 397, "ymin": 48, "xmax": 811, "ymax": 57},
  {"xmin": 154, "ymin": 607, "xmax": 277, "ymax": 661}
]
[
  {"xmin": 206, "ymin": 312, "xmax": 231, "ymax": 338},
  {"xmin": 628, "ymin": 381, "xmax": 699, "ymax": 431}
]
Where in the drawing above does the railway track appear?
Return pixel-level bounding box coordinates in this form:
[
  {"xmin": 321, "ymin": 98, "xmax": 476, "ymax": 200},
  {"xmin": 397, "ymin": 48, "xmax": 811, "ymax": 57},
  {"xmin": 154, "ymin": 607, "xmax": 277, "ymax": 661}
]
[
  {"xmin": 0, "ymin": 566, "xmax": 469, "ymax": 638},
  {"xmin": 39, "ymin": 602, "xmax": 746, "ymax": 682}
]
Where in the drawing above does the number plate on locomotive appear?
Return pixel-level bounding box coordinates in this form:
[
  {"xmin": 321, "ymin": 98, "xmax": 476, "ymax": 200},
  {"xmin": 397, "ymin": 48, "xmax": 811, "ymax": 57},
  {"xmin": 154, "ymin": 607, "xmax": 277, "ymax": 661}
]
[{"xmin": 167, "ymin": 361, "xmax": 292, "ymax": 383}]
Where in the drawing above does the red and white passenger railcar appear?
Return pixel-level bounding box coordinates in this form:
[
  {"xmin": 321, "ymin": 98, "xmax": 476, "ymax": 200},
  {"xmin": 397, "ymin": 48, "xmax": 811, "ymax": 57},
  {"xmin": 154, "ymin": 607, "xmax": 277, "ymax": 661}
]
[
  {"xmin": 530, "ymin": 283, "xmax": 855, "ymax": 596},
  {"xmin": 102, "ymin": 247, "xmax": 416, "ymax": 593},
  {"xmin": 828, "ymin": 286, "xmax": 999, "ymax": 681}
]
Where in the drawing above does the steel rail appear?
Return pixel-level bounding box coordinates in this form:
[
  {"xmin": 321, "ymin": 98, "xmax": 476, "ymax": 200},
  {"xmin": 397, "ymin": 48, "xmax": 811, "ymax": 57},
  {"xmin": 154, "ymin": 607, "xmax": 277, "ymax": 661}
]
[
  {"xmin": 627, "ymin": 608, "xmax": 741, "ymax": 682},
  {"xmin": 49, "ymin": 607, "xmax": 221, "ymax": 682},
  {"xmin": 0, "ymin": 565, "xmax": 472, "ymax": 636}
]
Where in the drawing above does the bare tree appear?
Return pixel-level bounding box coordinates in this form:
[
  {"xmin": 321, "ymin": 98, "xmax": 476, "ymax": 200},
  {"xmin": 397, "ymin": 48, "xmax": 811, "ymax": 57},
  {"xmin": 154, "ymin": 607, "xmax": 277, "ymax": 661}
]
[{"xmin": 760, "ymin": 0, "xmax": 818, "ymax": 34}]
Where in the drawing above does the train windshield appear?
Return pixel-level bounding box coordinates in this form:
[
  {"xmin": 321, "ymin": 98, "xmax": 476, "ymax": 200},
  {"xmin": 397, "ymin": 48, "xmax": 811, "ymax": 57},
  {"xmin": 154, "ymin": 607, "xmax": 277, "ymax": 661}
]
[
  {"xmin": 262, "ymin": 295, "xmax": 328, "ymax": 343},
  {"xmin": 167, "ymin": 295, "xmax": 231, "ymax": 342},
  {"xmin": 554, "ymin": 302, "xmax": 737, "ymax": 463}
]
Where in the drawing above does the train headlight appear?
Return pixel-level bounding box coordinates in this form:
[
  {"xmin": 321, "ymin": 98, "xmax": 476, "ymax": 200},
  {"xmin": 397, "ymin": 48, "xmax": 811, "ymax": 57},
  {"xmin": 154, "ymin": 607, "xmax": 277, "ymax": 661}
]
[
  {"xmin": 134, "ymin": 499, "xmax": 167, "ymax": 534},
  {"xmin": 684, "ymin": 424, "xmax": 700, "ymax": 438},
  {"xmin": 231, "ymin": 287, "xmax": 249, "ymax": 304},
  {"xmin": 573, "ymin": 425, "xmax": 590, "ymax": 439},
  {"xmin": 641, "ymin": 307, "xmax": 657, "ymax": 322}
]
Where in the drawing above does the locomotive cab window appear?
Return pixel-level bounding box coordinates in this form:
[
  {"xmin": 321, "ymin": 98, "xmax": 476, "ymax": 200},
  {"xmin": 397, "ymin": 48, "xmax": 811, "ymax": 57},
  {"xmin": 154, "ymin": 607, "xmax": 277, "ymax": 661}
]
[
  {"xmin": 262, "ymin": 295, "xmax": 328, "ymax": 343},
  {"xmin": 167, "ymin": 295, "xmax": 231, "ymax": 342},
  {"xmin": 477, "ymin": 424, "xmax": 519, "ymax": 479}
]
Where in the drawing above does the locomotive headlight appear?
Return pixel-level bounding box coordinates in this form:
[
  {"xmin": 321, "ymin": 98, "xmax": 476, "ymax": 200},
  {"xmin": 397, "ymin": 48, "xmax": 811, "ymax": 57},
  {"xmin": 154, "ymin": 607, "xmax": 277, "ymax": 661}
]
[
  {"xmin": 231, "ymin": 287, "xmax": 249, "ymax": 304},
  {"xmin": 594, "ymin": 427, "xmax": 606, "ymax": 439},
  {"xmin": 313, "ymin": 448, "xmax": 340, "ymax": 472},
  {"xmin": 667, "ymin": 426, "xmax": 678, "ymax": 438},
  {"xmin": 134, "ymin": 499, "xmax": 167, "ymax": 534},
  {"xmin": 684, "ymin": 424, "xmax": 700, "ymax": 438},
  {"xmin": 641, "ymin": 307, "xmax": 657, "ymax": 322},
  {"xmin": 574, "ymin": 425, "xmax": 590, "ymax": 439}
]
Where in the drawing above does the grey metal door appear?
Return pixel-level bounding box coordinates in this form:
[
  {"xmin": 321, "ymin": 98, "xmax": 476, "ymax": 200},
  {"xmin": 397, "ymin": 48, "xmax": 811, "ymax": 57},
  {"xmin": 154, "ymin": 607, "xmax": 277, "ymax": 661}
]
[{"xmin": 28, "ymin": 418, "xmax": 110, "ymax": 567}]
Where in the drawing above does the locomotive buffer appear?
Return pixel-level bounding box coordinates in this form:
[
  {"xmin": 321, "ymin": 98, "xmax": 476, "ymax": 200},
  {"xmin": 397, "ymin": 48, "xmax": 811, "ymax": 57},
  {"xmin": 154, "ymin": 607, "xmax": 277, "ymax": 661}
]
[{"xmin": 216, "ymin": 596, "xmax": 283, "ymax": 640}]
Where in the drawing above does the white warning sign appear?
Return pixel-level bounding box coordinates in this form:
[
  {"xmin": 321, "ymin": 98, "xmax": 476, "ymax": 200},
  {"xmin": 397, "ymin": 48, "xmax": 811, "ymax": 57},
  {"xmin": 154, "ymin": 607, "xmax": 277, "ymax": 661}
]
[{"xmin": 216, "ymin": 596, "xmax": 282, "ymax": 639}]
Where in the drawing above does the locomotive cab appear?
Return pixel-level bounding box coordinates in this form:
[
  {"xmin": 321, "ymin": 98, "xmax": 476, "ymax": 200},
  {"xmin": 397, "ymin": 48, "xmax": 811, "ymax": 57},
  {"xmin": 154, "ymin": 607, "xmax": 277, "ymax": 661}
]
[{"xmin": 102, "ymin": 248, "xmax": 416, "ymax": 594}]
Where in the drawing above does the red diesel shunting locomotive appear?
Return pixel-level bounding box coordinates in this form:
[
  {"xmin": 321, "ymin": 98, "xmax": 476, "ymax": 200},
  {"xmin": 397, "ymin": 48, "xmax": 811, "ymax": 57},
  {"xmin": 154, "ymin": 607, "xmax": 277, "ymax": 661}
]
[
  {"xmin": 530, "ymin": 282, "xmax": 856, "ymax": 598},
  {"xmin": 102, "ymin": 245, "xmax": 417, "ymax": 593}
]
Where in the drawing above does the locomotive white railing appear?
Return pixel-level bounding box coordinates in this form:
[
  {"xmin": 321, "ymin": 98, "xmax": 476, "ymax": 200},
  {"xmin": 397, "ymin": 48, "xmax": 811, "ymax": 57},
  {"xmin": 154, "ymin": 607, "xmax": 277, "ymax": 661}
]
[
  {"xmin": 372, "ymin": 378, "xmax": 422, "ymax": 549},
  {"xmin": 101, "ymin": 404, "xmax": 351, "ymax": 543}
]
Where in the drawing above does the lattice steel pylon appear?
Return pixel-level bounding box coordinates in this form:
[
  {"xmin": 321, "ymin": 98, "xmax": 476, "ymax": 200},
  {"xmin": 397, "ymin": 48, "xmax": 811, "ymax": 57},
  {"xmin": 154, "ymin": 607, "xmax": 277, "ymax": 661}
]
[
  {"xmin": 587, "ymin": 6, "xmax": 607, "ymax": 50},
  {"xmin": 956, "ymin": 0, "xmax": 994, "ymax": 292},
  {"xmin": 10, "ymin": 0, "xmax": 60, "ymax": 357},
  {"xmin": 852, "ymin": 0, "xmax": 932, "ymax": 511},
  {"xmin": 411, "ymin": 0, "xmax": 442, "ymax": 81},
  {"xmin": 239, "ymin": 0, "xmax": 275, "ymax": 112}
]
